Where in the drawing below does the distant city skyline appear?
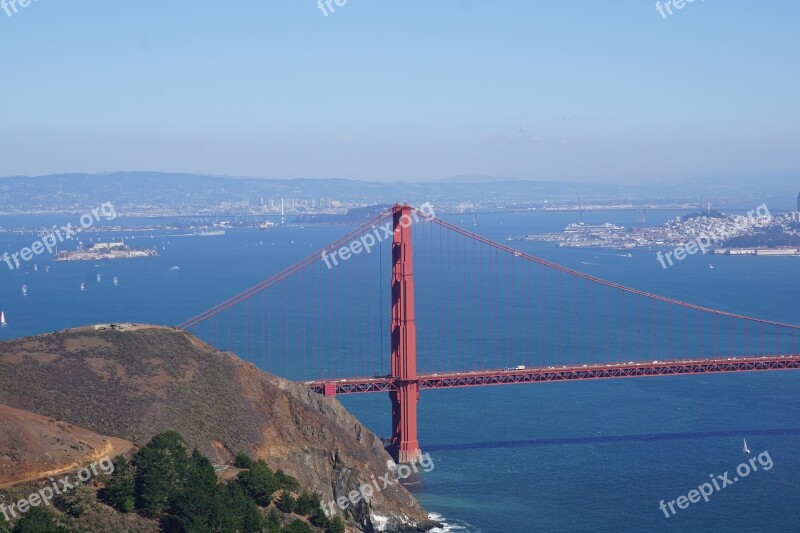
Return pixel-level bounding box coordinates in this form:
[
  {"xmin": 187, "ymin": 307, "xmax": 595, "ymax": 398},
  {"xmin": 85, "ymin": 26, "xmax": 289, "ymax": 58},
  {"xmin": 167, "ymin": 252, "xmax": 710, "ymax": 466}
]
[{"xmin": 1, "ymin": 2, "xmax": 799, "ymax": 183}]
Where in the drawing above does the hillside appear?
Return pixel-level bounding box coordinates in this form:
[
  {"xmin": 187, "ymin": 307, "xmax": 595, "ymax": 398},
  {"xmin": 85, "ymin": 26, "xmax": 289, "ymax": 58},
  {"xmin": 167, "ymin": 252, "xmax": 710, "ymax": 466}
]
[
  {"xmin": 0, "ymin": 404, "xmax": 132, "ymax": 488},
  {"xmin": 0, "ymin": 325, "xmax": 434, "ymax": 532}
]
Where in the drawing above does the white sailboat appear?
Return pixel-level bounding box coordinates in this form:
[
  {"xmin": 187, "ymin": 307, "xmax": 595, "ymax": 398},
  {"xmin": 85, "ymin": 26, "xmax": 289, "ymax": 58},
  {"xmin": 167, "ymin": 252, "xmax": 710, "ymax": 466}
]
[
  {"xmin": 34, "ymin": 264, "xmax": 38, "ymax": 272},
  {"xmin": 113, "ymin": 276, "xmax": 119, "ymax": 286},
  {"xmin": 0, "ymin": 311, "xmax": 6, "ymax": 326},
  {"xmin": 97, "ymin": 274, "xmax": 102, "ymax": 283},
  {"xmin": 709, "ymin": 263, "xmax": 715, "ymax": 269},
  {"xmin": 80, "ymin": 282, "xmax": 86, "ymax": 291},
  {"xmin": 21, "ymin": 285, "xmax": 27, "ymax": 297},
  {"xmin": 743, "ymin": 438, "xmax": 751, "ymax": 455}
]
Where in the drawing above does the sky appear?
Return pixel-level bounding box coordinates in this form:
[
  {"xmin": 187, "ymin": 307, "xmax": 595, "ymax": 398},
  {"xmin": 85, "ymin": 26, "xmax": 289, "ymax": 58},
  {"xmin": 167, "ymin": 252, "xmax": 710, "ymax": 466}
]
[{"xmin": 0, "ymin": 0, "xmax": 798, "ymax": 183}]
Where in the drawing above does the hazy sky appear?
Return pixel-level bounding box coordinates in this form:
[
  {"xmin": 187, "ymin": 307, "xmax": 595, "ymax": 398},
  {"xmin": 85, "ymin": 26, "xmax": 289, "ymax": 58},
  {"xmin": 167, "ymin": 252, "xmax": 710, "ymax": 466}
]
[{"xmin": 0, "ymin": 1, "xmax": 798, "ymax": 183}]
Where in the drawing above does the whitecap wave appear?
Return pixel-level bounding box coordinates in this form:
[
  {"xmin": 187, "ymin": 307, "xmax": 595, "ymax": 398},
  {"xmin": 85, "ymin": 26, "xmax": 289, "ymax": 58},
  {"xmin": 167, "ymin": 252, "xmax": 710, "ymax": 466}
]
[{"xmin": 428, "ymin": 512, "xmax": 481, "ymax": 532}]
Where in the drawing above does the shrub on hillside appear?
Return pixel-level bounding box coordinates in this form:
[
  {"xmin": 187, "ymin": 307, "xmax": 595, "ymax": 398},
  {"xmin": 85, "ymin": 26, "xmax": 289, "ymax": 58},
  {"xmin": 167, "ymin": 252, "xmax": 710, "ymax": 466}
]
[
  {"xmin": 9, "ymin": 507, "xmax": 69, "ymax": 533},
  {"xmin": 54, "ymin": 483, "xmax": 95, "ymax": 517},
  {"xmin": 234, "ymin": 452, "xmax": 255, "ymax": 469},
  {"xmin": 280, "ymin": 518, "xmax": 313, "ymax": 533},
  {"xmin": 236, "ymin": 460, "xmax": 280, "ymax": 506}
]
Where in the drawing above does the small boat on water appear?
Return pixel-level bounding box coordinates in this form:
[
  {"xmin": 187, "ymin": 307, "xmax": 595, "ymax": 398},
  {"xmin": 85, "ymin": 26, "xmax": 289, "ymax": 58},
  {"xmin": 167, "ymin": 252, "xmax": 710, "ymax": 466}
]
[
  {"xmin": 709, "ymin": 263, "xmax": 715, "ymax": 269},
  {"xmin": 1, "ymin": 311, "xmax": 6, "ymax": 326},
  {"xmin": 97, "ymin": 274, "xmax": 102, "ymax": 283},
  {"xmin": 80, "ymin": 282, "xmax": 86, "ymax": 291},
  {"xmin": 34, "ymin": 264, "xmax": 38, "ymax": 272},
  {"xmin": 113, "ymin": 276, "xmax": 119, "ymax": 286},
  {"xmin": 171, "ymin": 266, "xmax": 180, "ymax": 271},
  {"xmin": 743, "ymin": 438, "xmax": 751, "ymax": 455},
  {"xmin": 21, "ymin": 285, "xmax": 27, "ymax": 297}
]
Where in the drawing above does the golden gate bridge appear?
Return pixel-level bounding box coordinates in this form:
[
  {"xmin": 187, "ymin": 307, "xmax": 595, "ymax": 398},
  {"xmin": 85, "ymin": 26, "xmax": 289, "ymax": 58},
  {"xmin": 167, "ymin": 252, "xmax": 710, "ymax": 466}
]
[{"xmin": 178, "ymin": 204, "xmax": 800, "ymax": 464}]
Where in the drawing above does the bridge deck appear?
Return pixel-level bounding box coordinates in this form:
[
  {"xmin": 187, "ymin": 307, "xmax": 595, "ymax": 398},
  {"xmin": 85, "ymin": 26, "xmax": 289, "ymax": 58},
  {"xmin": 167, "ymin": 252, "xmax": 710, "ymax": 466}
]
[{"xmin": 306, "ymin": 355, "xmax": 800, "ymax": 395}]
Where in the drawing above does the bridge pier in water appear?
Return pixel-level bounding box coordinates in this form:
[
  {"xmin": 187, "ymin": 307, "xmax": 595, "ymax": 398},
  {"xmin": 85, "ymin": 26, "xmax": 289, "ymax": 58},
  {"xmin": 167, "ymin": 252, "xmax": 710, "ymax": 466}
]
[{"xmin": 389, "ymin": 204, "xmax": 422, "ymax": 464}]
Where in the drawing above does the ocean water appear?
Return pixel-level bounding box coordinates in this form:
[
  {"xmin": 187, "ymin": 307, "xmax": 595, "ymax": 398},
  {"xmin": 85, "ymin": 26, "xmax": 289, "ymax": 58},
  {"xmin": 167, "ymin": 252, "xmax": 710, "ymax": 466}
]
[{"xmin": 1, "ymin": 210, "xmax": 798, "ymax": 532}]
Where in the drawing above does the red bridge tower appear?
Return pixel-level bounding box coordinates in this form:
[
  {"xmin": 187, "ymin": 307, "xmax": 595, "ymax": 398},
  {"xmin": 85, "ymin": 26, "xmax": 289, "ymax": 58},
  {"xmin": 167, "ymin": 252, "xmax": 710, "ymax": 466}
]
[{"xmin": 389, "ymin": 204, "xmax": 422, "ymax": 464}]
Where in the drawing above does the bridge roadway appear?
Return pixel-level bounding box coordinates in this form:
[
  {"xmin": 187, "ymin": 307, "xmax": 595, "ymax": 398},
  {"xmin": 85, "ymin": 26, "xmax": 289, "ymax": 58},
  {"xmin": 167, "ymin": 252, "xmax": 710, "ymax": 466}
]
[{"xmin": 306, "ymin": 354, "xmax": 800, "ymax": 395}]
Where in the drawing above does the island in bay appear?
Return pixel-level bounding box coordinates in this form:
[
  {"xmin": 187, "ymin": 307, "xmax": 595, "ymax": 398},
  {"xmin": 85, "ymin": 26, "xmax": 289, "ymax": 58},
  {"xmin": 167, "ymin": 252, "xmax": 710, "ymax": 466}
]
[{"xmin": 55, "ymin": 241, "xmax": 158, "ymax": 262}]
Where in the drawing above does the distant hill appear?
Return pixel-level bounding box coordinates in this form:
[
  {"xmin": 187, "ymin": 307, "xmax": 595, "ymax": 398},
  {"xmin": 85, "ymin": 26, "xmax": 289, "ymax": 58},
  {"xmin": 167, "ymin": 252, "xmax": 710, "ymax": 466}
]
[
  {"xmin": 0, "ymin": 325, "xmax": 432, "ymax": 532},
  {"xmin": 2, "ymin": 171, "xmax": 797, "ymax": 213}
]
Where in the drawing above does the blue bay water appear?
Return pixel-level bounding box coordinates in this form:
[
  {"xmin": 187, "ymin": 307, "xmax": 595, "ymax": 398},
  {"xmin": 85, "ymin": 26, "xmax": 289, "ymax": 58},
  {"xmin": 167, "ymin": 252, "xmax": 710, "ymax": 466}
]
[{"xmin": 1, "ymin": 210, "xmax": 798, "ymax": 532}]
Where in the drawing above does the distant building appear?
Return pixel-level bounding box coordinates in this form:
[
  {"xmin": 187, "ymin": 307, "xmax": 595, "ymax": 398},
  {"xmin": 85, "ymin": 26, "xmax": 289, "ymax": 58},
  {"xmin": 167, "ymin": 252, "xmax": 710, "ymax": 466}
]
[
  {"xmin": 727, "ymin": 248, "xmax": 756, "ymax": 255},
  {"xmin": 755, "ymin": 248, "xmax": 800, "ymax": 256},
  {"xmin": 89, "ymin": 242, "xmax": 126, "ymax": 251}
]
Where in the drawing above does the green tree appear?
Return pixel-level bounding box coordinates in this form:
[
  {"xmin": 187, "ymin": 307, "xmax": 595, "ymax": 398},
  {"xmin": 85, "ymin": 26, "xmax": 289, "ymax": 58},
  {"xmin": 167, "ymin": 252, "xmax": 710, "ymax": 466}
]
[
  {"xmin": 265, "ymin": 509, "xmax": 282, "ymax": 533},
  {"xmin": 225, "ymin": 481, "xmax": 264, "ymax": 533},
  {"xmin": 132, "ymin": 431, "xmax": 190, "ymax": 517},
  {"xmin": 160, "ymin": 449, "xmax": 220, "ymax": 531},
  {"xmin": 326, "ymin": 515, "xmax": 346, "ymax": 533},
  {"xmin": 236, "ymin": 460, "xmax": 279, "ymax": 506},
  {"xmin": 234, "ymin": 452, "xmax": 255, "ymax": 469},
  {"xmin": 10, "ymin": 507, "xmax": 68, "ymax": 533},
  {"xmin": 101, "ymin": 456, "xmax": 136, "ymax": 512},
  {"xmin": 276, "ymin": 491, "xmax": 297, "ymax": 514},
  {"xmin": 295, "ymin": 491, "xmax": 315, "ymax": 516},
  {"xmin": 309, "ymin": 505, "xmax": 329, "ymax": 529},
  {"xmin": 275, "ymin": 470, "xmax": 300, "ymax": 492},
  {"xmin": 280, "ymin": 519, "xmax": 312, "ymax": 533}
]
